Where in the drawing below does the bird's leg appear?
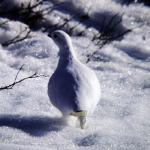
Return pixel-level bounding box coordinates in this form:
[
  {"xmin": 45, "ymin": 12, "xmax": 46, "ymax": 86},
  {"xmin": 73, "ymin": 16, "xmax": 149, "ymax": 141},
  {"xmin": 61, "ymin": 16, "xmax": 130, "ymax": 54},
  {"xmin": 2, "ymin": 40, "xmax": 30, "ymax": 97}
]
[
  {"xmin": 70, "ymin": 110, "xmax": 87, "ymax": 129},
  {"xmin": 79, "ymin": 116, "xmax": 86, "ymax": 129}
]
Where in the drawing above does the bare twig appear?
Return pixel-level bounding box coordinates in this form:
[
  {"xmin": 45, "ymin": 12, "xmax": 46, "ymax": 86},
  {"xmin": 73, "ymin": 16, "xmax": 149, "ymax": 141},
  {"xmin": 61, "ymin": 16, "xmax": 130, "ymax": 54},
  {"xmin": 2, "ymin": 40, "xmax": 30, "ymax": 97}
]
[
  {"xmin": 0, "ymin": 65, "xmax": 48, "ymax": 91},
  {"xmin": 0, "ymin": 0, "xmax": 44, "ymax": 28},
  {"xmin": 86, "ymin": 22, "xmax": 142, "ymax": 63},
  {"xmin": 14, "ymin": 64, "xmax": 24, "ymax": 82},
  {"xmin": 2, "ymin": 28, "xmax": 31, "ymax": 46},
  {"xmin": 84, "ymin": 12, "xmax": 132, "ymax": 63},
  {"xmin": 59, "ymin": 13, "xmax": 80, "ymax": 29}
]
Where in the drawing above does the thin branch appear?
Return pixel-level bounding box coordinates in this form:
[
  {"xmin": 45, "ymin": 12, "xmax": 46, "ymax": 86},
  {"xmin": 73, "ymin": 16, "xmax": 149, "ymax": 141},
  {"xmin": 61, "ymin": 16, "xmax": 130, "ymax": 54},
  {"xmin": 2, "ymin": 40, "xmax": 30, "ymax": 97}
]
[
  {"xmin": 0, "ymin": 65, "xmax": 48, "ymax": 91},
  {"xmin": 0, "ymin": 0, "xmax": 44, "ymax": 28},
  {"xmin": 14, "ymin": 64, "xmax": 24, "ymax": 82},
  {"xmin": 59, "ymin": 13, "xmax": 80, "ymax": 29},
  {"xmin": 2, "ymin": 28, "xmax": 31, "ymax": 46}
]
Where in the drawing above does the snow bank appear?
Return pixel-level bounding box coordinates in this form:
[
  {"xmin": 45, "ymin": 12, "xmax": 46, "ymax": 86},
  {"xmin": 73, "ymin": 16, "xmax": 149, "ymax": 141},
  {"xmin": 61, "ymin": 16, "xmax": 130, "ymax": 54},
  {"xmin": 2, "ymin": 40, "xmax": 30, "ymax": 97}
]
[
  {"xmin": 0, "ymin": 0, "xmax": 150, "ymax": 149},
  {"xmin": 0, "ymin": 18, "xmax": 30, "ymax": 44}
]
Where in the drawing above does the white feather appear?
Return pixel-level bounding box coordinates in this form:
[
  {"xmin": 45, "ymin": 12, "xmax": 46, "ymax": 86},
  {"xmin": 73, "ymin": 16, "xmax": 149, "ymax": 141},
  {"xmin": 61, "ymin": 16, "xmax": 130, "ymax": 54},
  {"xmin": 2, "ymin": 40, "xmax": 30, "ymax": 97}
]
[{"xmin": 48, "ymin": 30, "xmax": 101, "ymax": 117}]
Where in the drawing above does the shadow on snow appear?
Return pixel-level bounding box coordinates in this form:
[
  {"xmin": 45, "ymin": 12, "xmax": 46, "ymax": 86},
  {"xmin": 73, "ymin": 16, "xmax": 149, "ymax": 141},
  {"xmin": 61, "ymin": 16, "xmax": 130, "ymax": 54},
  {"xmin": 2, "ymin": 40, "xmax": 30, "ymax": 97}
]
[{"xmin": 0, "ymin": 114, "xmax": 66, "ymax": 136}]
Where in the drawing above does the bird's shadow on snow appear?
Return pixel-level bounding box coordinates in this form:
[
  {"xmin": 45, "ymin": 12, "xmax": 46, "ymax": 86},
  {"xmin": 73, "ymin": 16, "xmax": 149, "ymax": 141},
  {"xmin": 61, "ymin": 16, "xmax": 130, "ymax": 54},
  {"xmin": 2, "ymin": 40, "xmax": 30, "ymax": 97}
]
[{"xmin": 0, "ymin": 114, "xmax": 66, "ymax": 136}]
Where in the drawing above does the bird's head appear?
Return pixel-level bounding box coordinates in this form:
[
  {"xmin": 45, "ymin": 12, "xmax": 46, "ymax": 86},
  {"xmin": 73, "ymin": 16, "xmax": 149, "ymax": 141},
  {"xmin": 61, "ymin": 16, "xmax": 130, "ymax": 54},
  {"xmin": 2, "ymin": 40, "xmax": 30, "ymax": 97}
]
[{"xmin": 51, "ymin": 30, "xmax": 75, "ymax": 57}]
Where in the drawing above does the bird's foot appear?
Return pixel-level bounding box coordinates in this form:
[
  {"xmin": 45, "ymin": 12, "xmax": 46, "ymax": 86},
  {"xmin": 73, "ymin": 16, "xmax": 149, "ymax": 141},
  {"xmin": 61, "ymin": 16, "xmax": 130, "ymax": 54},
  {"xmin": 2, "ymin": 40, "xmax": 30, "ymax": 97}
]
[
  {"xmin": 70, "ymin": 110, "xmax": 87, "ymax": 129},
  {"xmin": 70, "ymin": 110, "xmax": 87, "ymax": 117},
  {"xmin": 79, "ymin": 116, "xmax": 86, "ymax": 129}
]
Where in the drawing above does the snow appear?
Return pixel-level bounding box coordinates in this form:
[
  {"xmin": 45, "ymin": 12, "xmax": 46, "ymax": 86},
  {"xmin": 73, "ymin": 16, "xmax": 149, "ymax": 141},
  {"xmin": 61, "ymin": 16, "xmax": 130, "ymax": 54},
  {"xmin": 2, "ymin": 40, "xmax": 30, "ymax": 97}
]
[
  {"xmin": 0, "ymin": 0, "xmax": 150, "ymax": 149},
  {"xmin": 0, "ymin": 18, "xmax": 30, "ymax": 44}
]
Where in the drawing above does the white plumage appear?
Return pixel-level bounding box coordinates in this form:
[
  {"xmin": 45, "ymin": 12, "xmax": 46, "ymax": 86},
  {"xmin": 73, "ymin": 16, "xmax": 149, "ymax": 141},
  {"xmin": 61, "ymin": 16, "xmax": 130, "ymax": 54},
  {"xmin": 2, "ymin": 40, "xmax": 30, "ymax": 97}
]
[{"xmin": 48, "ymin": 30, "xmax": 101, "ymax": 129}]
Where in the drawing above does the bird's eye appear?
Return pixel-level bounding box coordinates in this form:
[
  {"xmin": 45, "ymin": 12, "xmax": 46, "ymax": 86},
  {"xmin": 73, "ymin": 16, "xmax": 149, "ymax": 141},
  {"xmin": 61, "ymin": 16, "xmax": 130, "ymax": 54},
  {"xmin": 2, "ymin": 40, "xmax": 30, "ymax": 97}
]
[{"xmin": 53, "ymin": 34, "xmax": 58, "ymax": 38}]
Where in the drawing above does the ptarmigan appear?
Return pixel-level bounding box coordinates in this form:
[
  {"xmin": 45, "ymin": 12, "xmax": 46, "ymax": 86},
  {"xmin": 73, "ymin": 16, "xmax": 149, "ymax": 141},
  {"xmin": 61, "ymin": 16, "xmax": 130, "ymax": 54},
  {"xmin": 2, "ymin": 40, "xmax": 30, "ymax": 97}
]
[{"xmin": 48, "ymin": 30, "xmax": 101, "ymax": 129}]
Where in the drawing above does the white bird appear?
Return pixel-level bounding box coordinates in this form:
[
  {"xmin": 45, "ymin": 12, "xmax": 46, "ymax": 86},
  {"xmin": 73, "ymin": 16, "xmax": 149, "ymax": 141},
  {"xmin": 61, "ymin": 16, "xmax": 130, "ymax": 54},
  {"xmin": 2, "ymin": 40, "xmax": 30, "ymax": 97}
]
[{"xmin": 48, "ymin": 30, "xmax": 101, "ymax": 129}]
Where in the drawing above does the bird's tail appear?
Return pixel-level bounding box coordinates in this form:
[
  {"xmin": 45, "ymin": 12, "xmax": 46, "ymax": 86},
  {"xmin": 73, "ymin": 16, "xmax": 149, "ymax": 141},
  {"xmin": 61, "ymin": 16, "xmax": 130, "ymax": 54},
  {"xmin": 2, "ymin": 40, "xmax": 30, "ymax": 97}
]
[{"xmin": 70, "ymin": 110, "xmax": 87, "ymax": 129}]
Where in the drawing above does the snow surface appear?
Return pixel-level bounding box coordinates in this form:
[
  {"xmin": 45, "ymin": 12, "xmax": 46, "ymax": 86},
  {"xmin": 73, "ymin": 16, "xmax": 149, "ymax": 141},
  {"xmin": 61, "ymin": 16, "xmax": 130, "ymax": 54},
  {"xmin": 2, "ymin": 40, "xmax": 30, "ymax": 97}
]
[{"xmin": 0, "ymin": 0, "xmax": 150, "ymax": 149}]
